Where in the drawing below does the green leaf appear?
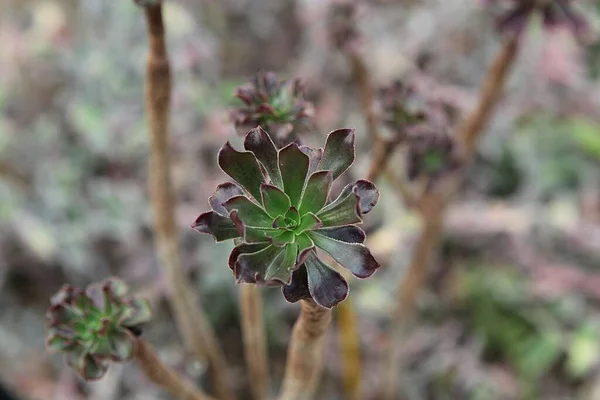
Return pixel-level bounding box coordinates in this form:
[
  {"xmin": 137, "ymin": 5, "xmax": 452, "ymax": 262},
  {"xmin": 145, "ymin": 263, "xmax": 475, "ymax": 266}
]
[
  {"xmin": 209, "ymin": 182, "xmax": 244, "ymax": 216},
  {"xmin": 122, "ymin": 299, "xmax": 152, "ymax": 327},
  {"xmin": 318, "ymin": 128, "xmax": 355, "ymax": 180},
  {"xmin": 80, "ymin": 355, "xmax": 109, "ymax": 381},
  {"xmin": 570, "ymin": 118, "xmax": 600, "ymax": 161},
  {"xmin": 308, "ymin": 230, "xmax": 380, "ymax": 278},
  {"xmin": 295, "ymin": 213, "xmax": 322, "ymax": 233},
  {"xmin": 284, "ymin": 206, "xmax": 300, "ymax": 225},
  {"xmin": 299, "ymin": 145, "xmax": 324, "ymax": 175},
  {"xmin": 235, "ymin": 245, "xmax": 284, "ymax": 284},
  {"xmin": 295, "ymin": 233, "xmax": 315, "ymax": 266},
  {"xmin": 218, "ymin": 142, "xmax": 265, "ymax": 201},
  {"xmin": 299, "ymin": 171, "xmax": 333, "ymax": 215},
  {"xmin": 223, "ymin": 196, "xmax": 273, "ymax": 228},
  {"xmin": 335, "ymin": 180, "xmax": 379, "ymax": 215},
  {"xmin": 261, "ymin": 184, "xmax": 291, "ymax": 218},
  {"xmin": 279, "ymin": 143, "xmax": 309, "ymax": 206},
  {"xmin": 244, "ymin": 126, "xmax": 284, "ymax": 187},
  {"xmin": 265, "ymin": 243, "xmax": 297, "ymax": 284},
  {"xmin": 316, "ymin": 192, "xmax": 362, "ymax": 227},
  {"xmin": 192, "ymin": 211, "xmax": 240, "ymax": 242},
  {"xmin": 316, "ymin": 226, "xmax": 365, "ymax": 243},
  {"xmin": 109, "ymin": 329, "xmax": 134, "ymax": 362},
  {"xmin": 268, "ymin": 230, "xmax": 296, "ymax": 247},
  {"xmin": 228, "ymin": 242, "xmax": 271, "ymax": 270},
  {"xmin": 305, "ymin": 251, "xmax": 349, "ymax": 309}
]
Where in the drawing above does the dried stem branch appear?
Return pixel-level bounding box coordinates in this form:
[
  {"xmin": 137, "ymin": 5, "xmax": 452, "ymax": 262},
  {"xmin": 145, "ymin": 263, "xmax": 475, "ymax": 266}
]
[
  {"xmin": 379, "ymin": 37, "xmax": 520, "ymax": 399},
  {"xmin": 366, "ymin": 137, "xmax": 402, "ymax": 182},
  {"xmin": 134, "ymin": 339, "xmax": 215, "ymax": 400},
  {"xmin": 348, "ymin": 52, "xmax": 380, "ymax": 144},
  {"xmin": 240, "ymin": 285, "xmax": 270, "ymax": 400},
  {"xmin": 278, "ymin": 300, "xmax": 332, "ymax": 400},
  {"xmin": 336, "ymin": 299, "xmax": 362, "ymax": 400},
  {"xmin": 142, "ymin": 5, "xmax": 234, "ymax": 400}
]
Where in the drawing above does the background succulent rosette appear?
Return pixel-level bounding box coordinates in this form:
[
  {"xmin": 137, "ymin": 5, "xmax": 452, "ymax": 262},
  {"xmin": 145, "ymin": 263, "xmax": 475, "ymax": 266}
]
[
  {"xmin": 192, "ymin": 127, "xmax": 380, "ymax": 308},
  {"xmin": 45, "ymin": 278, "xmax": 151, "ymax": 380}
]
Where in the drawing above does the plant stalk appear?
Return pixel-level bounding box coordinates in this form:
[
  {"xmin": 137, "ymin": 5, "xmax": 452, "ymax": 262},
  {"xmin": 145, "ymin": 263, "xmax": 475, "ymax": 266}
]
[
  {"xmin": 134, "ymin": 339, "xmax": 216, "ymax": 400},
  {"xmin": 278, "ymin": 300, "xmax": 332, "ymax": 400},
  {"xmin": 336, "ymin": 299, "xmax": 362, "ymax": 400},
  {"xmin": 240, "ymin": 285, "xmax": 270, "ymax": 400},
  {"xmin": 379, "ymin": 36, "xmax": 520, "ymax": 399},
  {"xmin": 143, "ymin": 5, "xmax": 234, "ymax": 400}
]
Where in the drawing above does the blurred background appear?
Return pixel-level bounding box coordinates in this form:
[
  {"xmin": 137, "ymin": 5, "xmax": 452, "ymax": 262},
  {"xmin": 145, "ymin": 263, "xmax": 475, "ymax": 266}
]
[{"xmin": 1, "ymin": 0, "xmax": 600, "ymax": 399}]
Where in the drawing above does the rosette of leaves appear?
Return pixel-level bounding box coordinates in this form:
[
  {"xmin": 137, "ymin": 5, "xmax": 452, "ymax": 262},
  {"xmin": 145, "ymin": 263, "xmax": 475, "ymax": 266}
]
[
  {"xmin": 232, "ymin": 72, "xmax": 314, "ymax": 144},
  {"xmin": 46, "ymin": 278, "xmax": 151, "ymax": 380},
  {"xmin": 192, "ymin": 127, "xmax": 380, "ymax": 308},
  {"xmin": 484, "ymin": 0, "xmax": 591, "ymax": 41},
  {"xmin": 379, "ymin": 80, "xmax": 429, "ymax": 139},
  {"xmin": 406, "ymin": 126, "xmax": 461, "ymax": 186}
]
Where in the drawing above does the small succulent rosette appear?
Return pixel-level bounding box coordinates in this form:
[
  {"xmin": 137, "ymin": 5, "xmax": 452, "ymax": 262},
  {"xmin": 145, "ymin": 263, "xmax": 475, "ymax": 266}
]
[
  {"xmin": 379, "ymin": 80, "xmax": 429, "ymax": 139},
  {"xmin": 483, "ymin": 0, "xmax": 591, "ymax": 41},
  {"xmin": 193, "ymin": 126, "xmax": 380, "ymax": 308},
  {"xmin": 231, "ymin": 72, "xmax": 315, "ymax": 144},
  {"xmin": 46, "ymin": 278, "xmax": 151, "ymax": 380},
  {"xmin": 406, "ymin": 125, "xmax": 461, "ymax": 187}
]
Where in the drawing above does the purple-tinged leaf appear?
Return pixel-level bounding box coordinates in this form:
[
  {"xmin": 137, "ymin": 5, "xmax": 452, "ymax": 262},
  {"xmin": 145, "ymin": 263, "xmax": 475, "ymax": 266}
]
[
  {"xmin": 307, "ymin": 231, "xmax": 380, "ymax": 278},
  {"xmin": 316, "ymin": 226, "xmax": 365, "ymax": 243},
  {"xmin": 192, "ymin": 211, "xmax": 240, "ymax": 242},
  {"xmin": 223, "ymin": 196, "xmax": 273, "ymax": 228},
  {"xmin": 317, "ymin": 128, "xmax": 355, "ymax": 180},
  {"xmin": 296, "ymin": 213, "xmax": 322, "ymax": 233},
  {"xmin": 279, "ymin": 143, "xmax": 309, "ymax": 206},
  {"xmin": 109, "ymin": 329, "xmax": 134, "ymax": 362},
  {"xmin": 122, "ymin": 299, "xmax": 152, "ymax": 327},
  {"xmin": 317, "ymin": 192, "xmax": 362, "ymax": 228},
  {"xmin": 218, "ymin": 142, "xmax": 265, "ymax": 201},
  {"xmin": 272, "ymin": 215, "xmax": 286, "ymax": 228},
  {"xmin": 229, "ymin": 211, "xmax": 276, "ymax": 243},
  {"xmin": 299, "ymin": 171, "xmax": 333, "ymax": 215},
  {"xmin": 267, "ymin": 230, "xmax": 296, "ymax": 247},
  {"xmin": 299, "ymin": 145, "xmax": 324, "ymax": 175},
  {"xmin": 235, "ymin": 245, "xmax": 284, "ymax": 285},
  {"xmin": 209, "ymin": 182, "xmax": 244, "ymax": 216},
  {"xmin": 80, "ymin": 355, "xmax": 109, "ymax": 381},
  {"xmin": 295, "ymin": 233, "xmax": 315, "ymax": 266},
  {"xmin": 282, "ymin": 265, "xmax": 311, "ymax": 303},
  {"xmin": 305, "ymin": 251, "xmax": 349, "ymax": 309},
  {"xmin": 261, "ymin": 184, "xmax": 291, "ymax": 218},
  {"xmin": 228, "ymin": 242, "xmax": 271, "ymax": 270},
  {"xmin": 334, "ymin": 180, "xmax": 379, "ymax": 215},
  {"xmin": 244, "ymin": 127, "xmax": 283, "ymax": 187},
  {"xmin": 264, "ymin": 243, "xmax": 297, "ymax": 284},
  {"xmin": 285, "ymin": 206, "xmax": 301, "ymax": 224}
]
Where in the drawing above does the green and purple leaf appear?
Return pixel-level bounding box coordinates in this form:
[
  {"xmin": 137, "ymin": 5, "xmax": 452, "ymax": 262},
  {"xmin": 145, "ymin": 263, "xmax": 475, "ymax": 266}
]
[
  {"xmin": 209, "ymin": 182, "xmax": 244, "ymax": 216},
  {"xmin": 317, "ymin": 128, "xmax": 355, "ymax": 180},
  {"xmin": 316, "ymin": 192, "xmax": 362, "ymax": 227},
  {"xmin": 299, "ymin": 171, "xmax": 333, "ymax": 215},
  {"xmin": 295, "ymin": 233, "xmax": 315, "ymax": 266},
  {"xmin": 315, "ymin": 226, "xmax": 366, "ymax": 243},
  {"xmin": 223, "ymin": 196, "xmax": 273, "ymax": 228},
  {"xmin": 282, "ymin": 265, "xmax": 311, "ymax": 303},
  {"xmin": 307, "ymin": 231, "xmax": 380, "ymax": 278},
  {"xmin": 218, "ymin": 142, "xmax": 265, "ymax": 201},
  {"xmin": 192, "ymin": 211, "xmax": 240, "ymax": 242},
  {"xmin": 279, "ymin": 143, "xmax": 309, "ymax": 206},
  {"xmin": 228, "ymin": 242, "xmax": 271, "ymax": 270},
  {"xmin": 305, "ymin": 251, "xmax": 349, "ymax": 309},
  {"xmin": 264, "ymin": 243, "xmax": 298, "ymax": 284},
  {"xmin": 235, "ymin": 245, "xmax": 284, "ymax": 285},
  {"xmin": 295, "ymin": 213, "xmax": 322, "ymax": 233},
  {"xmin": 261, "ymin": 184, "xmax": 291, "ymax": 218},
  {"xmin": 244, "ymin": 127, "xmax": 283, "ymax": 187},
  {"xmin": 267, "ymin": 230, "xmax": 296, "ymax": 247}
]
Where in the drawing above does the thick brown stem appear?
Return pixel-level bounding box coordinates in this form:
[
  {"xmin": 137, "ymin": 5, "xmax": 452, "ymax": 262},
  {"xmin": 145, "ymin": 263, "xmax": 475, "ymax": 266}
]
[
  {"xmin": 142, "ymin": 6, "xmax": 234, "ymax": 400},
  {"xmin": 134, "ymin": 339, "xmax": 215, "ymax": 400},
  {"xmin": 240, "ymin": 285, "xmax": 270, "ymax": 400},
  {"xmin": 380, "ymin": 37, "xmax": 520, "ymax": 399},
  {"xmin": 459, "ymin": 36, "xmax": 519, "ymax": 155},
  {"xmin": 336, "ymin": 299, "xmax": 362, "ymax": 400},
  {"xmin": 278, "ymin": 300, "xmax": 332, "ymax": 400},
  {"xmin": 366, "ymin": 138, "xmax": 402, "ymax": 182}
]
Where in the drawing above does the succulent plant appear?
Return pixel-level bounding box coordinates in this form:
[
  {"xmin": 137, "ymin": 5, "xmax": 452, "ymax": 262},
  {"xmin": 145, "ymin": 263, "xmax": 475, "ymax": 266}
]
[
  {"xmin": 379, "ymin": 80, "xmax": 429, "ymax": 139},
  {"xmin": 46, "ymin": 278, "xmax": 151, "ymax": 380},
  {"xmin": 406, "ymin": 125, "xmax": 461, "ymax": 186},
  {"xmin": 192, "ymin": 126, "xmax": 380, "ymax": 308},
  {"xmin": 484, "ymin": 0, "xmax": 591, "ymax": 41},
  {"xmin": 231, "ymin": 72, "xmax": 314, "ymax": 145}
]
